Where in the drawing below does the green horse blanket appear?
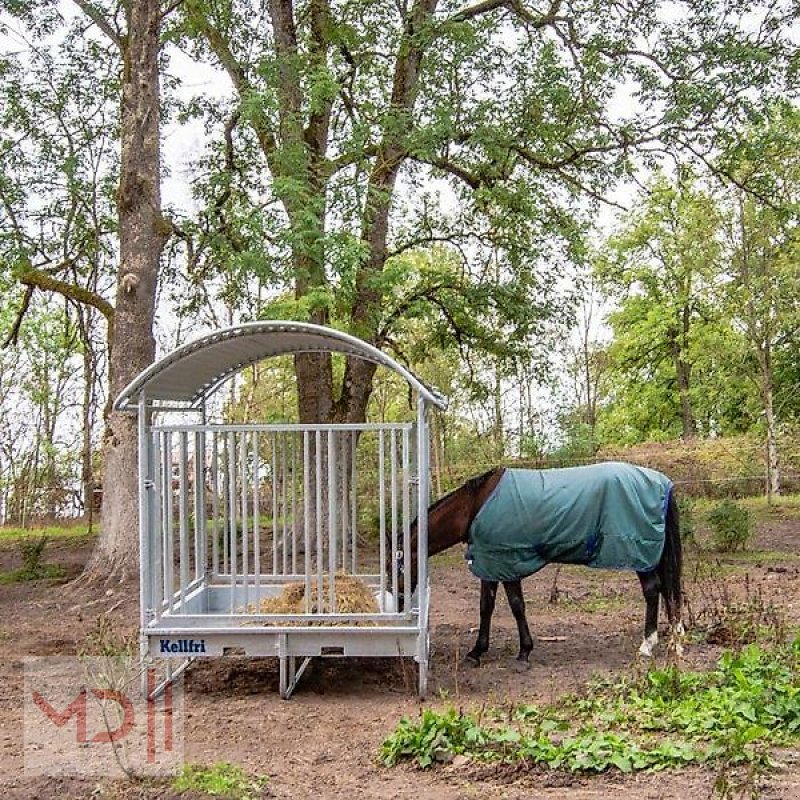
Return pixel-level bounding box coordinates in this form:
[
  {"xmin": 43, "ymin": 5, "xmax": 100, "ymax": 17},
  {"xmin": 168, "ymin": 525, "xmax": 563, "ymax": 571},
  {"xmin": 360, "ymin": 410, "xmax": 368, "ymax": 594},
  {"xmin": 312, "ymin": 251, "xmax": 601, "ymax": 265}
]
[{"xmin": 466, "ymin": 462, "xmax": 672, "ymax": 582}]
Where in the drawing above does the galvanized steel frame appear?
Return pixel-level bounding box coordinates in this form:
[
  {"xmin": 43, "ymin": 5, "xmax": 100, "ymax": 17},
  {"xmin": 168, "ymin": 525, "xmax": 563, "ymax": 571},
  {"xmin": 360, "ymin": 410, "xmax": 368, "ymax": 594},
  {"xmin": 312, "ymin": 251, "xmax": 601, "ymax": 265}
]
[{"xmin": 129, "ymin": 330, "xmax": 438, "ymax": 700}]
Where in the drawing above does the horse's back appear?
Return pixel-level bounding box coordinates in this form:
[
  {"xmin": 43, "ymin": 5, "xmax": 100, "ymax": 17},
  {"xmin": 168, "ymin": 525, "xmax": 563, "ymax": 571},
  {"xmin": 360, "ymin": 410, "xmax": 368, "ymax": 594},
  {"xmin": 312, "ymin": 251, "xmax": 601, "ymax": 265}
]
[{"xmin": 466, "ymin": 462, "xmax": 672, "ymax": 581}]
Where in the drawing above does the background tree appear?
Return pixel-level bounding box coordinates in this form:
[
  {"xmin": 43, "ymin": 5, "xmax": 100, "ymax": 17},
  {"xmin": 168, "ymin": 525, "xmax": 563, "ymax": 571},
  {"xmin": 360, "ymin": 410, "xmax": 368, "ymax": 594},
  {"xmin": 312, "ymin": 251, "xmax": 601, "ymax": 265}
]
[
  {"xmin": 595, "ymin": 174, "xmax": 724, "ymax": 441},
  {"xmin": 2, "ymin": 0, "xmax": 167, "ymax": 578},
  {"xmin": 174, "ymin": 0, "xmax": 797, "ymax": 430},
  {"xmin": 720, "ymin": 106, "xmax": 800, "ymax": 498}
]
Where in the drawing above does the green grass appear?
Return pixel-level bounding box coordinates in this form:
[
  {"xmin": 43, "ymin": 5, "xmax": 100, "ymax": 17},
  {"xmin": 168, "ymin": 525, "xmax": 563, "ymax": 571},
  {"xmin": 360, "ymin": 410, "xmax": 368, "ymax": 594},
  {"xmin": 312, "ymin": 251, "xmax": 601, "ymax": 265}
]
[
  {"xmin": 717, "ymin": 549, "xmax": 800, "ymax": 565},
  {"xmin": 173, "ymin": 762, "xmax": 268, "ymax": 799},
  {"xmin": 0, "ymin": 523, "xmax": 96, "ymax": 545},
  {"xmin": 0, "ymin": 563, "xmax": 67, "ymax": 584},
  {"xmin": 545, "ymin": 591, "xmax": 626, "ymax": 614},
  {"xmin": 380, "ymin": 640, "xmax": 800, "ymax": 775}
]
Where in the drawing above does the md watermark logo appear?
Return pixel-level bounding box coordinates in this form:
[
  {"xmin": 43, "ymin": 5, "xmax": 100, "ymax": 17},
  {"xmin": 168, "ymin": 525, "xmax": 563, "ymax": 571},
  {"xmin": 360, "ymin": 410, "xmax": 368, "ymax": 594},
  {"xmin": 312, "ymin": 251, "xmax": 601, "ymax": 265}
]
[{"xmin": 24, "ymin": 656, "xmax": 184, "ymax": 777}]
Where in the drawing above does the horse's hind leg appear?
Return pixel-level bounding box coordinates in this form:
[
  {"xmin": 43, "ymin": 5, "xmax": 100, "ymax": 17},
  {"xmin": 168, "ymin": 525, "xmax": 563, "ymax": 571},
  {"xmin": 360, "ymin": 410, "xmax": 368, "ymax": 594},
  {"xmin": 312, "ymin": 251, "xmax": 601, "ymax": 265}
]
[
  {"xmin": 466, "ymin": 580, "xmax": 498, "ymax": 666},
  {"xmin": 637, "ymin": 571, "xmax": 661, "ymax": 657},
  {"xmin": 503, "ymin": 579, "xmax": 534, "ymax": 668}
]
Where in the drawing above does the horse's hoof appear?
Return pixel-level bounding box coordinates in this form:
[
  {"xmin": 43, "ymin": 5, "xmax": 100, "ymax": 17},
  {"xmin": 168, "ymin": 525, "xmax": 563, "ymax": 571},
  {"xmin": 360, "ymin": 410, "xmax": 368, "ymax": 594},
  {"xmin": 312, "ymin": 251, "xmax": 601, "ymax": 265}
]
[
  {"xmin": 514, "ymin": 658, "xmax": 531, "ymax": 672},
  {"xmin": 465, "ymin": 653, "xmax": 481, "ymax": 667}
]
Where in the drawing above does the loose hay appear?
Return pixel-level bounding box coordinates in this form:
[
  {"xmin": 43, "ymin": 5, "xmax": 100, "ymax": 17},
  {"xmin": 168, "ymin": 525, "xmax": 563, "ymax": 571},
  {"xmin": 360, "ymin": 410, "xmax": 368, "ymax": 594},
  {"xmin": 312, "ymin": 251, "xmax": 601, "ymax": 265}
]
[{"xmin": 241, "ymin": 574, "xmax": 378, "ymax": 625}]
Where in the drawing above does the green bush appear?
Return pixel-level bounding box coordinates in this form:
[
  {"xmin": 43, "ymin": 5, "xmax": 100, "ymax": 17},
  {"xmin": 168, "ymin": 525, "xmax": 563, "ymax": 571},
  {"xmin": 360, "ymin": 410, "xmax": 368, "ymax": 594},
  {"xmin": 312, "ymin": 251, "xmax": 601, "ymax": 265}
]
[
  {"xmin": 708, "ymin": 500, "xmax": 753, "ymax": 552},
  {"xmin": 20, "ymin": 535, "xmax": 49, "ymax": 577}
]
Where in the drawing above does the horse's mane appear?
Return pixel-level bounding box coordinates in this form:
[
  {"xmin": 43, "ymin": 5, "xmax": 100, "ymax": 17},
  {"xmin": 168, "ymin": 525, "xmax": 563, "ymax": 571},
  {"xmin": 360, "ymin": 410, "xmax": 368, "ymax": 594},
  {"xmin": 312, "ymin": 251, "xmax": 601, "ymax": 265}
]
[{"xmin": 427, "ymin": 467, "xmax": 504, "ymax": 514}]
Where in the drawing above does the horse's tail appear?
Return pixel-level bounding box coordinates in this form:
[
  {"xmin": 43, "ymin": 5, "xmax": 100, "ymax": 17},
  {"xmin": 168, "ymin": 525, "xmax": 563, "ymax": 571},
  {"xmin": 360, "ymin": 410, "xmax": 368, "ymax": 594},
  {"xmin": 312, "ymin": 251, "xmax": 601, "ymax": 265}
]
[{"xmin": 660, "ymin": 489, "xmax": 683, "ymax": 622}]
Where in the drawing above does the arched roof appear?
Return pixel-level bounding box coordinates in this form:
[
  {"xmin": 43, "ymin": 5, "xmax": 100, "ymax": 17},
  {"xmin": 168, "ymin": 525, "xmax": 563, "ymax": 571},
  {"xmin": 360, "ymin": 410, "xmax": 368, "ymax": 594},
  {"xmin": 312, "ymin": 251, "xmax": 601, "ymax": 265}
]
[{"xmin": 114, "ymin": 321, "xmax": 446, "ymax": 411}]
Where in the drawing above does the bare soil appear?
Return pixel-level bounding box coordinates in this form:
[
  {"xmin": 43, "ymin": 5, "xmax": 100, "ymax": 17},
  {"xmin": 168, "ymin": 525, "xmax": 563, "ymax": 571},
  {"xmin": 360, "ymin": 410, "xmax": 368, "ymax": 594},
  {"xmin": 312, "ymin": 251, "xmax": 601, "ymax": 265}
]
[{"xmin": 1, "ymin": 521, "xmax": 800, "ymax": 800}]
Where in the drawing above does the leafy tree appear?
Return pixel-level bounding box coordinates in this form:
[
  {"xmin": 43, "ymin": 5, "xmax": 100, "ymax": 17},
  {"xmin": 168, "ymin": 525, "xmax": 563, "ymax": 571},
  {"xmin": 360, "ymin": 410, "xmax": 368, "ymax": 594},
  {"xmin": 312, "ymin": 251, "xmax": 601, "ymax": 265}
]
[
  {"xmin": 720, "ymin": 105, "xmax": 800, "ymax": 497},
  {"xmin": 175, "ymin": 0, "xmax": 798, "ymax": 428},
  {"xmin": 596, "ymin": 174, "xmax": 724, "ymax": 440},
  {"xmin": 2, "ymin": 1, "xmax": 168, "ymax": 577}
]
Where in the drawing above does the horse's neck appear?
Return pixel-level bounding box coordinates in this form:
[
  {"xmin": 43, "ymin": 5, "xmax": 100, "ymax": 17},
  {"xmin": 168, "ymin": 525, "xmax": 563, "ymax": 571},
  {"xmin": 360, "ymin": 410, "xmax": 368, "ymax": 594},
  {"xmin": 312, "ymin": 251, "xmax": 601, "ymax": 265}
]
[{"xmin": 424, "ymin": 468, "xmax": 505, "ymax": 557}]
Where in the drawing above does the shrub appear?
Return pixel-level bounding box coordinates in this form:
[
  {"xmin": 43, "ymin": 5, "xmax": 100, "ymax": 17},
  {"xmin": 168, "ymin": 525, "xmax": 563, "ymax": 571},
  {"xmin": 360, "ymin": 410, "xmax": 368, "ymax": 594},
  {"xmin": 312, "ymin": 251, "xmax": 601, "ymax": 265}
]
[{"xmin": 708, "ymin": 500, "xmax": 753, "ymax": 552}]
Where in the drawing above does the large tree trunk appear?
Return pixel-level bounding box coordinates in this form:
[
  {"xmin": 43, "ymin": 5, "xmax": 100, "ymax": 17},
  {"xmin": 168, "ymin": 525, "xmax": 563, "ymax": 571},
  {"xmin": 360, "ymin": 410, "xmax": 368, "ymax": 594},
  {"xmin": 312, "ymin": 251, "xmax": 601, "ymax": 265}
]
[{"xmin": 87, "ymin": 0, "xmax": 163, "ymax": 579}]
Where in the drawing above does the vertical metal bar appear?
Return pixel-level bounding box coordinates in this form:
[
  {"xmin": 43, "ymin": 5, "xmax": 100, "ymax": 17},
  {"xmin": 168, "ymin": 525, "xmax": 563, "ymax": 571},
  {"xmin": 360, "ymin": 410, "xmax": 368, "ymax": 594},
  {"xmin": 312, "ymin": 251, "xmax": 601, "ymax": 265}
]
[
  {"xmin": 211, "ymin": 431, "xmax": 219, "ymax": 578},
  {"xmin": 390, "ymin": 429, "xmax": 398, "ymax": 603},
  {"xmin": 163, "ymin": 431, "xmax": 174, "ymax": 611},
  {"xmin": 281, "ymin": 431, "xmax": 288, "ymax": 575},
  {"xmin": 291, "ymin": 432, "xmax": 297, "ymax": 575},
  {"xmin": 417, "ymin": 397, "xmax": 431, "ymax": 698},
  {"xmin": 221, "ymin": 432, "xmax": 228, "ymax": 575},
  {"xmin": 402, "ymin": 427, "xmax": 411, "ymax": 613},
  {"xmin": 417, "ymin": 397, "xmax": 430, "ymax": 632},
  {"xmin": 341, "ymin": 431, "xmax": 348, "ymax": 573},
  {"xmin": 351, "ymin": 430, "xmax": 357, "ymax": 574},
  {"xmin": 303, "ymin": 431, "xmax": 311, "ymax": 614},
  {"xmin": 253, "ymin": 430, "xmax": 261, "ymax": 602},
  {"xmin": 137, "ymin": 395, "xmax": 150, "ymax": 635},
  {"xmin": 240, "ymin": 430, "xmax": 249, "ymax": 608},
  {"xmin": 198, "ymin": 406, "xmax": 208, "ymax": 586},
  {"xmin": 227, "ymin": 431, "xmax": 237, "ymax": 614},
  {"xmin": 193, "ymin": 430, "xmax": 203, "ymax": 583},
  {"xmin": 151, "ymin": 430, "xmax": 163, "ymax": 614},
  {"xmin": 378, "ymin": 430, "xmax": 386, "ymax": 605},
  {"xmin": 178, "ymin": 431, "xmax": 190, "ymax": 613},
  {"xmin": 272, "ymin": 433, "xmax": 278, "ymax": 575},
  {"xmin": 327, "ymin": 429, "xmax": 337, "ymax": 612},
  {"xmin": 315, "ymin": 430, "xmax": 323, "ymax": 612}
]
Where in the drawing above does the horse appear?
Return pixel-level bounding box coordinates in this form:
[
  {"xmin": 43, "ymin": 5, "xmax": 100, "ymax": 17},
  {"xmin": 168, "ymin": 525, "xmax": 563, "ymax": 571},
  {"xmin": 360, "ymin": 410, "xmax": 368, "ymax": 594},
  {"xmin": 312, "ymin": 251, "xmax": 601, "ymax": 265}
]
[{"xmin": 395, "ymin": 462, "xmax": 683, "ymax": 667}]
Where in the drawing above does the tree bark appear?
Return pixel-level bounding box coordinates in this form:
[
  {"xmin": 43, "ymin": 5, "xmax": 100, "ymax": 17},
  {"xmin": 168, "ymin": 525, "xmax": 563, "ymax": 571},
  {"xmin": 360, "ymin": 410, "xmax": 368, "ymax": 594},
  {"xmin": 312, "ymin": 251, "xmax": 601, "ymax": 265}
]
[
  {"xmin": 86, "ymin": 0, "xmax": 164, "ymax": 579},
  {"xmin": 759, "ymin": 346, "xmax": 781, "ymax": 500}
]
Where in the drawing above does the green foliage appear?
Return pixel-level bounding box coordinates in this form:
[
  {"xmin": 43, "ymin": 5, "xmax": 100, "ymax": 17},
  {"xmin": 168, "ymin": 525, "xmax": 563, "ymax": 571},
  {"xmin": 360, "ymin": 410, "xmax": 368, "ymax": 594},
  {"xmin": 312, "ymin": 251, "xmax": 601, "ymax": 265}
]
[
  {"xmin": 708, "ymin": 501, "xmax": 753, "ymax": 552},
  {"xmin": 173, "ymin": 762, "xmax": 269, "ymax": 799},
  {"xmin": 381, "ymin": 641, "xmax": 800, "ymax": 774},
  {"xmin": 0, "ymin": 535, "xmax": 65, "ymax": 584},
  {"xmin": 678, "ymin": 496, "xmax": 697, "ymax": 547}
]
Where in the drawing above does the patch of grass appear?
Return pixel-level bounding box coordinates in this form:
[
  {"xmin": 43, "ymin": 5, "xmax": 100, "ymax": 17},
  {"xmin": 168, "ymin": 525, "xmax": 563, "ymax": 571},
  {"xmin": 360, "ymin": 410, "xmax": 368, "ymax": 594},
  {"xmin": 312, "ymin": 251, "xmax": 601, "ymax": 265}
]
[
  {"xmin": 543, "ymin": 588, "xmax": 626, "ymax": 614},
  {"xmin": 0, "ymin": 563, "xmax": 66, "ymax": 584},
  {"xmin": 721, "ymin": 550, "xmax": 800, "ymax": 565},
  {"xmin": 0, "ymin": 535, "xmax": 67, "ymax": 584},
  {"xmin": 380, "ymin": 640, "xmax": 800, "ymax": 777},
  {"xmin": 0, "ymin": 523, "xmax": 96, "ymax": 546},
  {"xmin": 173, "ymin": 762, "xmax": 268, "ymax": 799}
]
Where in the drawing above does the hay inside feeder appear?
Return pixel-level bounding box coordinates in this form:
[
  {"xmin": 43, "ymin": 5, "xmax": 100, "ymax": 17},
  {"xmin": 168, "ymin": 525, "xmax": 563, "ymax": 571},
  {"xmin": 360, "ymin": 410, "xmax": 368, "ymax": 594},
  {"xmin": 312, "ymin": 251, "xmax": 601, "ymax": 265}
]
[{"xmin": 247, "ymin": 574, "xmax": 378, "ymax": 616}]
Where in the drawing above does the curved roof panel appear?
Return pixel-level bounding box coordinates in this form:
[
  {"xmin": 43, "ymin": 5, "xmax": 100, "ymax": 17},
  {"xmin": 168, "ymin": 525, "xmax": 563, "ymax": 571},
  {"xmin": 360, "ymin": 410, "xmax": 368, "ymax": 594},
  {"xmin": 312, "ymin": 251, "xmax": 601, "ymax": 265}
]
[{"xmin": 114, "ymin": 321, "xmax": 446, "ymax": 411}]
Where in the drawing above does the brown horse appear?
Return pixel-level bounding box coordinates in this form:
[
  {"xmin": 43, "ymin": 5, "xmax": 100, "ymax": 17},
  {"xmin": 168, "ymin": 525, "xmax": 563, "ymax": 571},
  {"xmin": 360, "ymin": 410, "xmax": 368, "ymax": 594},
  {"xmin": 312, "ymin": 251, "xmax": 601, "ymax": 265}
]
[{"xmin": 396, "ymin": 464, "xmax": 683, "ymax": 667}]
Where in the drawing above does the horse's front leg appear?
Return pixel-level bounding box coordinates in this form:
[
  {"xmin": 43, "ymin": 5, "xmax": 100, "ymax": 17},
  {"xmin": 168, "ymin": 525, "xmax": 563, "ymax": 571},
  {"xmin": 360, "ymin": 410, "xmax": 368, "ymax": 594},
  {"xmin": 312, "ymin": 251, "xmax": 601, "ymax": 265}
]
[
  {"xmin": 466, "ymin": 580, "xmax": 498, "ymax": 666},
  {"xmin": 503, "ymin": 579, "xmax": 534, "ymax": 668}
]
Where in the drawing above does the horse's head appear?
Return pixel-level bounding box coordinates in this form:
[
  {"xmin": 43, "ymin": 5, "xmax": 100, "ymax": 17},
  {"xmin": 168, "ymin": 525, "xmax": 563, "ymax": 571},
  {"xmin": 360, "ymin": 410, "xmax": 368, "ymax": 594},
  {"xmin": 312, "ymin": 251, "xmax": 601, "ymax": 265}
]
[{"xmin": 382, "ymin": 468, "xmax": 505, "ymax": 612}]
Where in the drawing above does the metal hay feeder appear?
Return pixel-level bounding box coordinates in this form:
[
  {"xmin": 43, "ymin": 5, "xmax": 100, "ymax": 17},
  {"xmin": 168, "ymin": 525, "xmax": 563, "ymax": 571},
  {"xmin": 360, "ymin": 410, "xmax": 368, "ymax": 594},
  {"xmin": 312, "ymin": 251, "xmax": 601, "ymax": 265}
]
[{"xmin": 115, "ymin": 321, "xmax": 445, "ymax": 698}]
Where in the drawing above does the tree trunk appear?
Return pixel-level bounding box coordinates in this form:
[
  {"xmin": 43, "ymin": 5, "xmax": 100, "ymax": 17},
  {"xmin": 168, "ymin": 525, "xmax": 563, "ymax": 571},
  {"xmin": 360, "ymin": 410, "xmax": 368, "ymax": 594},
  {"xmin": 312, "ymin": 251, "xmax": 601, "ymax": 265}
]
[
  {"xmin": 87, "ymin": 0, "xmax": 163, "ymax": 579},
  {"xmin": 669, "ymin": 335, "xmax": 696, "ymax": 440},
  {"xmin": 759, "ymin": 347, "xmax": 781, "ymax": 500}
]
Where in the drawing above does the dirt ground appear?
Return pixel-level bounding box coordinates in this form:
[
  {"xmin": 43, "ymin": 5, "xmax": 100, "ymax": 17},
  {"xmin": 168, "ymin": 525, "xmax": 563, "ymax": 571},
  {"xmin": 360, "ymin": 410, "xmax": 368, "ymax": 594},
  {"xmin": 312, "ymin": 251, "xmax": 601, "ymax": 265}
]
[{"xmin": 1, "ymin": 515, "xmax": 800, "ymax": 800}]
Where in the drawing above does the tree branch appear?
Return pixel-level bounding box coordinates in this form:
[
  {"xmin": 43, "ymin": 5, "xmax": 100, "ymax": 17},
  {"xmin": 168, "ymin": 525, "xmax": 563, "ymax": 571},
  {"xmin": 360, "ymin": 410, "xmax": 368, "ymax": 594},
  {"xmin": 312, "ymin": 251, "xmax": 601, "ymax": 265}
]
[
  {"xmin": 18, "ymin": 267, "xmax": 115, "ymax": 335},
  {"xmin": 70, "ymin": 0, "xmax": 123, "ymax": 49},
  {"xmin": 2, "ymin": 285, "xmax": 34, "ymax": 348}
]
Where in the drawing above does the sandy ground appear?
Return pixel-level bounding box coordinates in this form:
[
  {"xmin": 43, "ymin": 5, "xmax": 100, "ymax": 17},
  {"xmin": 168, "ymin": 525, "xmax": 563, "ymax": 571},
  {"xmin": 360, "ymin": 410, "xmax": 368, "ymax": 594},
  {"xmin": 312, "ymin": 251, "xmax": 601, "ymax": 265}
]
[{"xmin": 1, "ymin": 515, "xmax": 799, "ymax": 799}]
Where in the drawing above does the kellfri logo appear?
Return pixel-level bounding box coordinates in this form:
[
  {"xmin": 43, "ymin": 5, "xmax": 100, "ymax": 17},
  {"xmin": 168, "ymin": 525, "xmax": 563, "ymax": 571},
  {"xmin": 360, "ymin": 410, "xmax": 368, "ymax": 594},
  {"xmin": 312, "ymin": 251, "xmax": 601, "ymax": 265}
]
[
  {"xmin": 159, "ymin": 638, "xmax": 207, "ymax": 654},
  {"xmin": 24, "ymin": 656, "xmax": 183, "ymax": 776}
]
